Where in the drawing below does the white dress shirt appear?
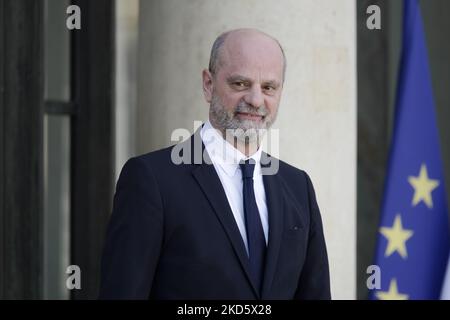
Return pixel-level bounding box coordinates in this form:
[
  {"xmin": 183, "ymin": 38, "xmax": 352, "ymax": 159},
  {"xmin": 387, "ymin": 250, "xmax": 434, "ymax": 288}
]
[{"xmin": 200, "ymin": 121, "xmax": 269, "ymax": 254}]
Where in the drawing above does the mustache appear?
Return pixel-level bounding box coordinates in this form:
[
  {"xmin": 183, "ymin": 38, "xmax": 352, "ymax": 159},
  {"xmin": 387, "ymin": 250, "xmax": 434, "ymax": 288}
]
[{"xmin": 233, "ymin": 102, "xmax": 268, "ymax": 117}]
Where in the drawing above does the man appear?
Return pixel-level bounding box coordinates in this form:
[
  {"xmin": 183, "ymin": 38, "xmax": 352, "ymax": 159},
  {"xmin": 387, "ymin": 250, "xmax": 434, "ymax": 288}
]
[{"xmin": 99, "ymin": 28, "xmax": 331, "ymax": 299}]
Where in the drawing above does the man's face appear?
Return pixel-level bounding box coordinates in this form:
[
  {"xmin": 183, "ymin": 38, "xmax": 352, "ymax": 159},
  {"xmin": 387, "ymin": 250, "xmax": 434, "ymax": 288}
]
[{"xmin": 203, "ymin": 31, "xmax": 284, "ymax": 143}]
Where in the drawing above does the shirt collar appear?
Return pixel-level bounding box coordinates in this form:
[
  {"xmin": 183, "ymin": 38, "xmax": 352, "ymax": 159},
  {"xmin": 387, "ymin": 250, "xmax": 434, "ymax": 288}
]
[{"xmin": 200, "ymin": 120, "xmax": 262, "ymax": 177}]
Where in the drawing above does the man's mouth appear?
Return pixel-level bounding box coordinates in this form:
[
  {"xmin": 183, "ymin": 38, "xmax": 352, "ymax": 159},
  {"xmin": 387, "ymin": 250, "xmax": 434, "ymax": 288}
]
[{"xmin": 235, "ymin": 112, "xmax": 264, "ymax": 121}]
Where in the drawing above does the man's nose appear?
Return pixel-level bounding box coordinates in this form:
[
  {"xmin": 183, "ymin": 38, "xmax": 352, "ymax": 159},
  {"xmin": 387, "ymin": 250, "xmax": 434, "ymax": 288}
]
[{"xmin": 244, "ymin": 85, "xmax": 264, "ymax": 108}]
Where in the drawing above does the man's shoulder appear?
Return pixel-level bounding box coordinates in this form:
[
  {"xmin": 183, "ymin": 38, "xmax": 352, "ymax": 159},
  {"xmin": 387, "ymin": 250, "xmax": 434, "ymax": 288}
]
[
  {"xmin": 133, "ymin": 145, "xmax": 176, "ymax": 165},
  {"xmin": 265, "ymin": 153, "xmax": 310, "ymax": 182},
  {"xmin": 278, "ymin": 158, "xmax": 307, "ymax": 177},
  {"xmin": 119, "ymin": 144, "xmax": 178, "ymax": 179}
]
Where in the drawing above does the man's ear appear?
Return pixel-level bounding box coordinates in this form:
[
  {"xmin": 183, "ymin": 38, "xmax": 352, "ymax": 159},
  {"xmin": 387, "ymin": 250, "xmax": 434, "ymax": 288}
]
[{"xmin": 202, "ymin": 69, "xmax": 213, "ymax": 103}]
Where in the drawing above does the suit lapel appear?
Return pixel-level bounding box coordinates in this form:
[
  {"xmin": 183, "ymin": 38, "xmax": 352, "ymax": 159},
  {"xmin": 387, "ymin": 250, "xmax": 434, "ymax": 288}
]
[
  {"xmin": 261, "ymin": 154, "xmax": 285, "ymax": 299},
  {"xmin": 188, "ymin": 130, "xmax": 286, "ymax": 299},
  {"xmin": 189, "ymin": 130, "xmax": 260, "ymax": 298}
]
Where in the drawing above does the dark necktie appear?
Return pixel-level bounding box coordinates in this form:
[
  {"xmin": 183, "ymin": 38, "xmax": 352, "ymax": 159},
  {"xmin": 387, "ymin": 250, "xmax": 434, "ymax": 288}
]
[{"xmin": 240, "ymin": 159, "xmax": 266, "ymax": 294}]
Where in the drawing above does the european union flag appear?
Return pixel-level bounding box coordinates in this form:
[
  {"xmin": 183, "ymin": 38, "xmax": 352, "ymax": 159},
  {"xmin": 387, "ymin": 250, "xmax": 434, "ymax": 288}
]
[{"xmin": 371, "ymin": 0, "xmax": 450, "ymax": 300}]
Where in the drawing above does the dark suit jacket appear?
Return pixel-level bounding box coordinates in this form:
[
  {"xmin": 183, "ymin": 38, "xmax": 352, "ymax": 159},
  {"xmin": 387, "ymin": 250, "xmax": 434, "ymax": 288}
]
[{"xmin": 99, "ymin": 129, "xmax": 331, "ymax": 299}]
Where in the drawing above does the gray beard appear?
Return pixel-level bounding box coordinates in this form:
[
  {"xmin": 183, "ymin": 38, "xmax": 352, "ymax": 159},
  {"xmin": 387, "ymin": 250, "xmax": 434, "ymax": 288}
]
[{"xmin": 209, "ymin": 94, "xmax": 277, "ymax": 144}]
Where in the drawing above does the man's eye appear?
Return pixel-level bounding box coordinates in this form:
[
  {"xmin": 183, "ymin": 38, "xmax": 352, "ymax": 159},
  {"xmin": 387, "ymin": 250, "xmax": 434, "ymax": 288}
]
[
  {"xmin": 264, "ymin": 86, "xmax": 275, "ymax": 91},
  {"xmin": 234, "ymin": 82, "xmax": 246, "ymax": 87}
]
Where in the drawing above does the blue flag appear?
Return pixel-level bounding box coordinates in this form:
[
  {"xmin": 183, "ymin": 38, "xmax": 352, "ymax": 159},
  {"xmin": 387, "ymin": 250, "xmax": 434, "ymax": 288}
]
[{"xmin": 371, "ymin": 0, "xmax": 450, "ymax": 300}]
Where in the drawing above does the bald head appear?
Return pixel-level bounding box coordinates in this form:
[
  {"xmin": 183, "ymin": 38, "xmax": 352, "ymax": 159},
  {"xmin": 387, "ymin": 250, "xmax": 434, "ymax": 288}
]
[
  {"xmin": 208, "ymin": 28, "xmax": 286, "ymax": 82},
  {"xmin": 202, "ymin": 28, "xmax": 285, "ymax": 148}
]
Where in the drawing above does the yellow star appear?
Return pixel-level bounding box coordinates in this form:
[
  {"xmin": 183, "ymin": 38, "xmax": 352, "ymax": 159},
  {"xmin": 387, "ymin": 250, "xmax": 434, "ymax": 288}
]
[
  {"xmin": 379, "ymin": 214, "xmax": 413, "ymax": 259},
  {"xmin": 408, "ymin": 163, "xmax": 439, "ymax": 208},
  {"xmin": 376, "ymin": 278, "xmax": 409, "ymax": 300}
]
